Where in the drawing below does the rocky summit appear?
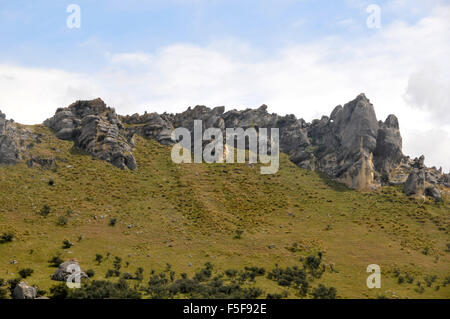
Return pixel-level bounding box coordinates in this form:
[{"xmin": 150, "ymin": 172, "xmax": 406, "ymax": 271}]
[{"xmin": 1, "ymin": 94, "xmax": 448, "ymax": 199}]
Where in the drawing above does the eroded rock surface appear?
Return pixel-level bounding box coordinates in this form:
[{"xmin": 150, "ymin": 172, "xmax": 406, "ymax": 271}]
[
  {"xmin": 13, "ymin": 281, "xmax": 37, "ymax": 299},
  {"xmin": 44, "ymin": 98, "xmax": 137, "ymax": 170}
]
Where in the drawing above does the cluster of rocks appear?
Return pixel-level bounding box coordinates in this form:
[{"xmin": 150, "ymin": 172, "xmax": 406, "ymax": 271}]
[
  {"xmin": 1, "ymin": 94, "xmax": 448, "ymax": 199},
  {"xmin": 122, "ymin": 93, "xmax": 447, "ymax": 199},
  {"xmin": 44, "ymin": 98, "xmax": 137, "ymax": 170},
  {"xmin": 403, "ymin": 156, "xmax": 443, "ymax": 201},
  {"xmin": 8, "ymin": 260, "xmax": 86, "ymax": 299}
]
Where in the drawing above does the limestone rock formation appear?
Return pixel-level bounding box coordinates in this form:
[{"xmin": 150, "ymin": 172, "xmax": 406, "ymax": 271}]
[
  {"xmin": 44, "ymin": 98, "xmax": 137, "ymax": 170},
  {"xmin": 115, "ymin": 94, "xmax": 449, "ymax": 193},
  {"xmin": 120, "ymin": 112, "xmax": 174, "ymax": 145},
  {"xmin": 0, "ymin": 110, "xmax": 39, "ymax": 165},
  {"xmin": 12, "ymin": 281, "xmax": 37, "ymax": 299},
  {"xmin": 2, "ymin": 94, "xmax": 449, "ymax": 196},
  {"xmin": 51, "ymin": 260, "xmax": 88, "ymax": 282}
]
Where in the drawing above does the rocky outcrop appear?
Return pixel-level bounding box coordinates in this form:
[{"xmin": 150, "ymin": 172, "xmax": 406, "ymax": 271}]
[
  {"xmin": 2, "ymin": 94, "xmax": 449, "ymax": 195},
  {"xmin": 13, "ymin": 281, "xmax": 37, "ymax": 299},
  {"xmin": 373, "ymin": 114, "xmax": 403, "ymax": 182},
  {"xmin": 0, "ymin": 110, "xmax": 39, "ymax": 165},
  {"xmin": 120, "ymin": 112, "xmax": 174, "ymax": 145},
  {"xmin": 44, "ymin": 98, "xmax": 137, "ymax": 170},
  {"xmin": 402, "ymin": 155, "xmax": 443, "ymax": 200},
  {"xmin": 51, "ymin": 260, "xmax": 88, "ymax": 282},
  {"xmin": 117, "ymin": 94, "xmax": 448, "ymax": 193}
]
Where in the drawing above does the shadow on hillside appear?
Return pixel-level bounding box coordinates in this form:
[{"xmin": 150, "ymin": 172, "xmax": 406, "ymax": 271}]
[
  {"xmin": 69, "ymin": 145, "xmax": 90, "ymax": 156},
  {"xmin": 317, "ymin": 172, "xmax": 352, "ymax": 192}
]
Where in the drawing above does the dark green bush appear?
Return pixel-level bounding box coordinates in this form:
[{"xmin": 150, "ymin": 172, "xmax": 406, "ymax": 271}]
[
  {"xmin": 86, "ymin": 269, "xmax": 95, "ymax": 278},
  {"xmin": 311, "ymin": 284, "xmax": 337, "ymax": 299},
  {"xmin": 0, "ymin": 232, "xmax": 14, "ymax": 244},
  {"xmin": 48, "ymin": 253, "xmax": 63, "ymax": 267},
  {"xmin": 18, "ymin": 268, "xmax": 34, "ymax": 279}
]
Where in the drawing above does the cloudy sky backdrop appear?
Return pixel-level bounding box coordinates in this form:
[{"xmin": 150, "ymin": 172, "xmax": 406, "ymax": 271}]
[{"xmin": 0, "ymin": 0, "xmax": 449, "ymax": 170}]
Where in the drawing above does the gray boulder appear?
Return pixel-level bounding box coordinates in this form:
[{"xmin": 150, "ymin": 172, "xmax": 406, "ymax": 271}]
[
  {"xmin": 51, "ymin": 260, "xmax": 88, "ymax": 282},
  {"xmin": 424, "ymin": 186, "xmax": 442, "ymax": 201},
  {"xmin": 403, "ymin": 168, "xmax": 425, "ymax": 197},
  {"xmin": 13, "ymin": 281, "xmax": 37, "ymax": 299}
]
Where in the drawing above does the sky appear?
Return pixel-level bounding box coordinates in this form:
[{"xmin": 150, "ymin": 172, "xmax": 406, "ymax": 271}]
[{"xmin": 0, "ymin": 0, "xmax": 449, "ymax": 170}]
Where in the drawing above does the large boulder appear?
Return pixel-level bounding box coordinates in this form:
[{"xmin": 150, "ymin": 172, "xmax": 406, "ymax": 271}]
[
  {"xmin": 51, "ymin": 260, "xmax": 88, "ymax": 282},
  {"xmin": 424, "ymin": 186, "xmax": 442, "ymax": 201},
  {"xmin": 13, "ymin": 281, "xmax": 37, "ymax": 299}
]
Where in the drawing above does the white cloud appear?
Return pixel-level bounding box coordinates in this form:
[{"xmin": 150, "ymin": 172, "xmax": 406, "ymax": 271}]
[{"xmin": 0, "ymin": 5, "xmax": 449, "ymax": 170}]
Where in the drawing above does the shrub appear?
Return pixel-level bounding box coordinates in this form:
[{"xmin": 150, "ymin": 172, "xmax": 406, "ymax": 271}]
[
  {"xmin": 233, "ymin": 229, "xmax": 243, "ymax": 239},
  {"xmin": 56, "ymin": 216, "xmax": 68, "ymax": 226},
  {"xmin": 48, "ymin": 253, "xmax": 63, "ymax": 267},
  {"xmin": 18, "ymin": 268, "xmax": 34, "ymax": 279},
  {"xmin": 0, "ymin": 288, "xmax": 7, "ymax": 299},
  {"xmin": 225, "ymin": 269, "xmax": 238, "ymax": 278},
  {"xmin": 113, "ymin": 257, "xmax": 122, "ymax": 271},
  {"xmin": 95, "ymin": 254, "xmax": 103, "ymax": 265},
  {"xmin": 121, "ymin": 272, "xmax": 134, "ymax": 280},
  {"xmin": 49, "ymin": 283, "xmax": 69, "ymax": 299},
  {"xmin": 311, "ymin": 284, "xmax": 337, "ymax": 299},
  {"xmin": 424, "ymin": 275, "xmax": 437, "ymax": 287},
  {"xmin": 62, "ymin": 240, "xmax": 73, "ymax": 249},
  {"xmin": 134, "ymin": 267, "xmax": 144, "ymax": 281},
  {"xmin": 40, "ymin": 205, "xmax": 51, "ymax": 217},
  {"xmin": 0, "ymin": 232, "xmax": 14, "ymax": 244},
  {"xmin": 68, "ymin": 279, "xmax": 141, "ymax": 299},
  {"xmin": 86, "ymin": 269, "xmax": 95, "ymax": 278}
]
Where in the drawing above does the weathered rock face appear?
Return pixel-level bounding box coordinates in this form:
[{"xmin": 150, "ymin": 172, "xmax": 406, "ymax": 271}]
[
  {"xmin": 0, "ymin": 110, "xmax": 39, "ymax": 165},
  {"xmin": 374, "ymin": 114, "xmax": 403, "ymax": 181},
  {"xmin": 120, "ymin": 112, "xmax": 174, "ymax": 145},
  {"xmin": 13, "ymin": 281, "xmax": 37, "ymax": 299},
  {"xmin": 117, "ymin": 94, "xmax": 448, "ymax": 192},
  {"xmin": 44, "ymin": 98, "xmax": 137, "ymax": 170},
  {"xmin": 51, "ymin": 260, "xmax": 88, "ymax": 282},
  {"xmin": 403, "ymin": 168, "xmax": 425, "ymax": 197}
]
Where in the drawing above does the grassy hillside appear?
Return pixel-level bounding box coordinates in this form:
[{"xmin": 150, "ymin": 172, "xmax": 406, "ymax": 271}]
[{"xmin": 0, "ymin": 124, "xmax": 449, "ymax": 298}]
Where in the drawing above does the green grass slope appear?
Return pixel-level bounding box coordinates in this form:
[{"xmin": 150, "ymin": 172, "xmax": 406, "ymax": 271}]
[{"xmin": 0, "ymin": 124, "xmax": 449, "ymax": 298}]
